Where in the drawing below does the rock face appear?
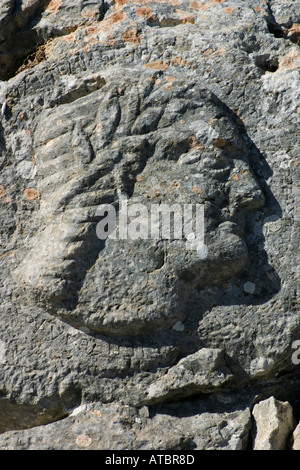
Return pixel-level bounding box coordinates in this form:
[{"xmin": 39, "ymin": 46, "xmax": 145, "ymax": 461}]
[
  {"xmin": 0, "ymin": 0, "xmax": 299, "ymax": 450},
  {"xmin": 0, "ymin": 400, "xmax": 252, "ymax": 450},
  {"xmin": 145, "ymin": 349, "xmax": 234, "ymax": 404},
  {"xmin": 252, "ymin": 397, "xmax": 295, "ymax": 450},
  {"xmin": 291, "ymin": 422, "xmax": 300, "ymax": 451}
]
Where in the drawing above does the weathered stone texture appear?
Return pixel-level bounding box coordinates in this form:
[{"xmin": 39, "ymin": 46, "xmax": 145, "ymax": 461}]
[
  {"xmin": 291, "ymin": 422, "xmax": 300, "ymax": 451},
  {"xmin": 0, "ymin": 400, "xmax": 252, "ymax": 450},
  {"xmin": 252, "ymin": 397, "xmax": 295, "ymax": 450}
]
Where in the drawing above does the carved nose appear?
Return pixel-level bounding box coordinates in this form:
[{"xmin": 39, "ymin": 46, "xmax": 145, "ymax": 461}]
[{"xmin": 229, "ymin": 168, "xmax": 265, "ymax": 211}]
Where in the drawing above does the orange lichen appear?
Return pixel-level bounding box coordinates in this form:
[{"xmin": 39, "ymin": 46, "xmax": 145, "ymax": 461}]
[
  {"xmin": 165, "ymin": 76, "xmax": 176, "ymax": 90},
  {"xmin": 175, "ymin": 9, "xmax": 196, "ymax": 23},
  {"xmin": 45, "ymin": 0, "xmax": 63, "ymax": 15},
  {"xmin": 113, "ymin": 0, "xmax": 131, "ymax": 7},
  {"xmin": 145, "ymin": 60, "xmax": 169, "ymax": 71},
  {"xmin": 213, "ymin": 138, "xmax": 228, "ymax": 148},
  {"xmin": 165, "ymin": 75, "xmax": 176, "ymax": 83},
  {"xmin": 84, "ymin": 35, "xmax": 99, "ymax": 48},
  {"xmin": 81, "ymin": 9, "xmax": 98, "ymax": 19},
  {"xmin": 223, "ymin": 6, "xmax": 235, "ymax": 14},
  {"xmin": 24, "ymin": 188, "xmax": 41, "ymax": 201},
  {"xmin": 87, "ymin": 25, "xmax": 101, "ymax": 36},
  {"xmin": 203, "ymin": 48, "xmax": 215, "ymax": 58},
  {"xmin": 190, "ymin": 0, "xmax": 210, "ymax": 11},
  {"xmin": 156, "ymin": 0, "xmax": 183, "ymax": 5},
  {"xmin": 75, "ymin": 435, "xmax": 92, "ymax": 448},
  {"xmin": 188, "ymin": 136, "xmax": 205, "ymax": 149},
  {"xmin": 171, "ymin": 56, "xmax": 191, "ymax": 67},
  {"xmin": 279, "ymin": 49, "xmax": 300, "ymax": 70},
  {"xmin": 232, "ymin": 173, "xmax": 240, "ymax": 181},
  {"xmin": 287, "ymin": 23, "xmax": 300, "ymax": 43},
  {"xmin": 151, "ymin": 187, "xmax": 161, "ymax": 197},
  {"xmin": 217, "ymin": 46, "xmax": 227, "ymax": 56},
  {"xmin": 65, "ymin": 32, "xmax": 77, "ymax": 43},
  {"xmin": 136, "ymin": 6, "xmax": 158, "ymax": 23},
  {"xmin": 82, "ymin": 44, "xmax": 91, "ymax": 53},
  {"xmin": 99, "ymin": 10, "xmax": 128, "ymax": 34},
  {"xmin": 160, "ymin": 0, "xmax": 183, "ymax": 4},
  {"xmin": 114, "ymin": 0, "xmax": 183, "ymax": 7},
  {"xmin": 0, "ymin": 186, "xmax": 6, "ymax": 198},
  {"xmin": 192, "ymin": 185, "xmax": 204, "ymax": 196},
  {"xmin": 122, "ymin": 28, "xmax": 141, "ymax": 44}
]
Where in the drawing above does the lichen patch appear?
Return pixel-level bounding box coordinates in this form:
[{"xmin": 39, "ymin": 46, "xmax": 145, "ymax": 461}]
[
  {"xmin": 24, "ymin": 188, "xmax": 41, "ymax": 201},
  {"xmin": 190, "ymin": 1, "xmax": 210, "ymax": 11},
  {"xmin": 122, "ymin": 28, "xmax": 141, "ymax": 45},
  {"xmin": 0, "ymin": 186, "xmax": 6, "ymax": 198},
  {"xmin": 136, "ymin": 6, "xmax": 158, "ymax": 23},
  {"xmin": 99, "ymin": 10, "xmax": 129, "ymax": 35},
  {"xmin": 144, "ymin": 60, "xmax": 169, "ymax": 71},
  {"xmin": 45, "ymin": 0, "xmax": 63, "ymax": 15}
]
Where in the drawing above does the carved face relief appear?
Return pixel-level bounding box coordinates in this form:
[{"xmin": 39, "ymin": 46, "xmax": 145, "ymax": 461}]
[{"xmin": 14, "ymin": 74, "xmax": 265, "ymax": 335}]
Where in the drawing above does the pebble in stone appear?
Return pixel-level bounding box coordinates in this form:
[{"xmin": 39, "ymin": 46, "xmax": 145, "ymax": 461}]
[{"xmin": 243, "ymin": 282, "xmax": 256, "ymax": 294}]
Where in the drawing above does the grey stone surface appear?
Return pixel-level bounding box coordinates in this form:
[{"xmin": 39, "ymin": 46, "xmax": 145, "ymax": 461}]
[
  {"xmin": 0, "ymin": 0, "xmax": 299, "ymax": 450},
  {"xmin": 0, "ymin": 399, "xmax": 252, "ymax": 450},
  {"xmin": 252, "ymin": 397, "xmax": 295, "ymax": 450},
  {"xmin": 291, "ymin": 422, "xmax": 300, "ymax": 451},
  {"xmin": 145, "ymin": 349, "xmax": 234, "ymax": 404}
]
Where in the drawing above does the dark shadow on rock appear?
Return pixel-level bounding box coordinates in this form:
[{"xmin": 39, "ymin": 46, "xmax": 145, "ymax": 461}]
[{"xmin": 0, "ymin": 383, "xmax": 82, "ymax": 434}]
